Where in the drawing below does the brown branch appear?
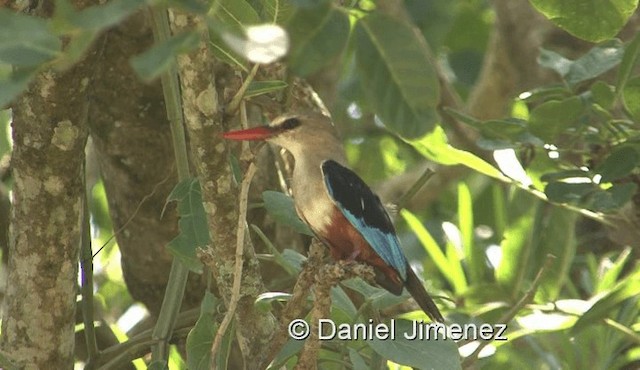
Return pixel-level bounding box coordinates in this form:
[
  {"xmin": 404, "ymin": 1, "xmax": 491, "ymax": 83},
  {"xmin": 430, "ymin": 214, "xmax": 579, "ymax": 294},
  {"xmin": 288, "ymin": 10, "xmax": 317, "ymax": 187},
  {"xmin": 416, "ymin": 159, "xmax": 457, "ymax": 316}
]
[
  {"xmin": 211, "ymin": 162, "xmax": 257, "ymax": 368},
  {"xmin": 295, "ymin": 261, "xmax": 375, "ymax": 369},
  {"xmin": 264, "ymin": 240, "xmax": 325, "ymax": 366}
]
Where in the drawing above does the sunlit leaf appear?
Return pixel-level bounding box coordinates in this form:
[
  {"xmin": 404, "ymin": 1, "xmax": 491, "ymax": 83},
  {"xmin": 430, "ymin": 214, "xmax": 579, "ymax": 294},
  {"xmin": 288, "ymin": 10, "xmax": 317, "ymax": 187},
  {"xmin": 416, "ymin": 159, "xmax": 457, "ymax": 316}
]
[
  {"xmin": 402, "ymin": 210, "xmax": 462, "ymax": 291},
  {"xmin": 571, "ymin": 267, "xmax": 640, "ymax": 334},
  {"xmin": 495, "ymin": 192, "xmax": 537, "ymax": 295},
  {"xmin": 459, "ymin": 182, "xmax": 484, "ymax": 283},
  {"xmin": 355, "ymin": 13, "xmax": 440, "ymax": 138},
  {"xmin": 407, "ymin": 126, "xmax": 506, "ymax": 181},
  {"xmin": 208, "ymin": 0, "xmax": 261, "ymax": 70},
  {"xmin": 595, "ymin": 248, "xmax": 632, "ymax": 293},
  {"xmin": 529, "ymin": 0, "xmax": 638, "ymax": 42},
  {"xmin": 221, "ymin": 24, "xmax": 289, "ymax": 64},
  {"xmin": 255, "ymin": 291, "xmax": 291, "ymax": 311}
]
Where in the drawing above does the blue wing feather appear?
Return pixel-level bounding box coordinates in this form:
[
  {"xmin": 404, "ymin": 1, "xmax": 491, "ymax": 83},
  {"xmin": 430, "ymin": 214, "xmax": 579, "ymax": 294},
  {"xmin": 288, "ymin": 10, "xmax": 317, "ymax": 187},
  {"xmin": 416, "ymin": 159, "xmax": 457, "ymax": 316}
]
[{"xmin": 321, "ymin": 160, "xmax": 407, "ymax": 279}]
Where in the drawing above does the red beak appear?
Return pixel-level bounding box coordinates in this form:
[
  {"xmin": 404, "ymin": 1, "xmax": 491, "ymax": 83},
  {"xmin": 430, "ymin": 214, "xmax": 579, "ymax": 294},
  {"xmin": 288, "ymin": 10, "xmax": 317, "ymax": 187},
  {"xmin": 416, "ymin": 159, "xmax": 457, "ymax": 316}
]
[{"xmin": 222, "ymin": 126, "xmax": 275, "ymax": 141}]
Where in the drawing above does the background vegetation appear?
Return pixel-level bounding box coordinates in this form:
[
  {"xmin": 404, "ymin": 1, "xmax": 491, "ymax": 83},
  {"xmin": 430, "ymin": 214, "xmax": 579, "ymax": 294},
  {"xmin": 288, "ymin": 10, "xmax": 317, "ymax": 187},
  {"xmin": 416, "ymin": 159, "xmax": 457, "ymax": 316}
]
[{"xmin": 0, "ymin": 0, "xmax": 639, "ymax": 369}]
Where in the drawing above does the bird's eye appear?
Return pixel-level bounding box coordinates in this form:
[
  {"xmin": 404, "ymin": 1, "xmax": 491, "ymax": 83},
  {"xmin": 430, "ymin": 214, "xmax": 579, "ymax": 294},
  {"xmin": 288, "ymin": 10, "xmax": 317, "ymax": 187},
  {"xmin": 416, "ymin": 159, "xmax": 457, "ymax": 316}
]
[{"xmin": 280, "ymin": 117, "xmax": 301, "ymax": 130}]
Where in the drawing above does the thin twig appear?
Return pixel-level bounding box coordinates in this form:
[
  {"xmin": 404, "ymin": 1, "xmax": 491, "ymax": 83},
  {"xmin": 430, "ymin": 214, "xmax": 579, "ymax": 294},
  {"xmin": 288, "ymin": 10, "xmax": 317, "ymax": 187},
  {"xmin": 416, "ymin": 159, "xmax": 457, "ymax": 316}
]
[
  {"xmin": 80, "ymin": 159, "xmax": 99, "ymax": 365},
  {"xmin": 210, "ymin": 162, "xmax": 257, "ymax": 368},
  {"xmin": 396, "ymin": 167, "xmax": 435, "ymax": 212},
  {"xmin": 462, "ymin": 254, "xmax": 556, "ymax": 368},
  {"xmin": 92, "ymin": 170, "xmax": 173, "ymax": 259},
  {"xmin": 227, "ymin": 64, "xmax": 260, "ymax": 116}
]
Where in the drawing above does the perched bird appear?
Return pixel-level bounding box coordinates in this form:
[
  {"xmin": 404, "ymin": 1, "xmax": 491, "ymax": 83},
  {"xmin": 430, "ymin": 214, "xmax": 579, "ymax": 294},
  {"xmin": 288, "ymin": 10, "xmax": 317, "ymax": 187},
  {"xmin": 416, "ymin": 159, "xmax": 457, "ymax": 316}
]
[{"xmin": 223, "ymin": 112, "xmax": 444, "ymax": 322}]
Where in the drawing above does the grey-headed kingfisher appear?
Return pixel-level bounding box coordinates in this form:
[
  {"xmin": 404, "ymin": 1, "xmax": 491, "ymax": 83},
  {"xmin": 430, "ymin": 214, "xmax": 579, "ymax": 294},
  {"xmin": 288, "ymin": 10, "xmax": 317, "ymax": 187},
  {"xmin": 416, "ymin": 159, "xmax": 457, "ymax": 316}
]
[{"xmin": 223, "ymin": 112, "xmax": 444, "ymax": 322}]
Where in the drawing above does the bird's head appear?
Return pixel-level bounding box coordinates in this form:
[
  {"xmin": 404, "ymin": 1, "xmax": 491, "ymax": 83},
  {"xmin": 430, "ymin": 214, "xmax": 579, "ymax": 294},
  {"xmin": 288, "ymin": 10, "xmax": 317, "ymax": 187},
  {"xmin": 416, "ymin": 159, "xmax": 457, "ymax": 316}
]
[{"xmin": 222, "ymin": 112, "xmax": 342, "ymax": 157}]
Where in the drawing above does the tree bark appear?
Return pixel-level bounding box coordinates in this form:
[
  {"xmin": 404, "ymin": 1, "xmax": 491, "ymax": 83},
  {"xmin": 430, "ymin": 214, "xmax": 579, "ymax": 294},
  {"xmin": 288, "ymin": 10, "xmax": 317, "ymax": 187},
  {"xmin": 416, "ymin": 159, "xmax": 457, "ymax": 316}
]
[
  {"xmin": 2, "ymin": 55, "xmax": 89, "ymax": 370},
  {"xmin": 169, "ymin": 12, "xmax": 276, "ymax": 367}
]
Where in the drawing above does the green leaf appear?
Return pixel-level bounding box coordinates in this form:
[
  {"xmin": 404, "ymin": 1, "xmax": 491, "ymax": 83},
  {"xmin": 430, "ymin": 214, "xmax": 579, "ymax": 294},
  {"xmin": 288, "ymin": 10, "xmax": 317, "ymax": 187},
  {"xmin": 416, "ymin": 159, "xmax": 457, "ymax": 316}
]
[
  {"xmin": 255, "ymin": 291, "xmax": 291, "ymax": 311},
  {"xmin": 245, "ymin": 80, "xmax": 288, "ymax": 98},
  {"xmin": 262, "ymin": 191, "xmax": 313, "ymax": 236},
  {"xmin": 355, "ymin": 13, "xmax": 440, "ymax": 139},
  {"xmin": 459, "ymin": 182, "xmax": 484, "ymax": 283},
  {"xmin": 590, "ymin": 183, "xmax": 637, "ymax": 211},
  {"xmin": 0, "ymin": 9, "xmax": 61, "ymax": 66},
  {"xmin": 261, "ymin": 0, "xmax": 294, "ymax": 24},
  {"xmin": 341, "ymin": 278, "xmax": 407, "ymax": 311},
  {"xmin": 186, "ymin": 292, "xmax": 219, "ymax": 370},
  {"xmin": 495, "ymin": 193, "xmax": 537, "ymax": 295},
  {"xmin": 54, "ymin": 0, "xmax": 147, "ymax": 32},
  {"xmin": 251, "ymin": 225, "xmax": 298, "ymax": 275},
  {"xmin": 450, "ymin": 111, "xmax": 544, "ymax": 149},
  {"xmin": 167, "ymin": 0, "xmax": 212, "ymax": 14},
  {"xmin": 207, "ymin": 0, "xmax": 261, "ymax": 70},
  {"xmin": 595, "ymin": 145, "xmax": 639, "ymax": 182},
  {"xmin": 367, "ymin": 319, "xmax": 461, "ymax": 370},
  {"xmin": 130, "ymin": 31, "xmax": 200, "ymax": 82},
  {"xmin": 166, "ymin": 179, "xmax": 210, "ymax": 273},
  {"xmin": 407, "ymin": 126, "xmax": 506, "ymax": 181},
  {"xmin": 571, "ymin": 267, "xmax": 640, "ymax": 334},
  {"xmin": 590, "ymin": 81, "xmax": 615, "ymax": 109},
  {"xmin": 401, "ymin": 210, "xmax": 465, "ymax": 291},
  {"xmin": 286, "ymin": 2, "xmax": 350, "ymax": 76},
  {"xmin": 55, "ymin": 30, "xmax": 99, "ymax": 70},
  {"xmin": 538, "ymin": 48, "xmax": 573, "ymax": 77},
  {"xmin": 529, "ymin": 0, "xmax": 638, "ymax": 42},
  {"xmin": 529, "ymin": 96, "xmax": 584, "ymax": 141},
  {"xmin": 0, "ymin": 67, "xmax": 38, "ymax": 109},
  {"xmin": 535, "ymin": 208, "xmax": 577, "ymax": 302},
  {"xmin": 331, "ymin": 286, "xmax": 357, "ymax": 317},
  {"xmin": 545, "ymin": 181, "xmax": 595, "ymax": 204},
  {"xmin": 616, "ymin": 31, "xmax": 640, "ymax": 94},
  {"xmin": 539, "ymin": 40, "xmax": 625, "ymax": 85},
  {"xmin": 567, "ymin": 39, "xmax": 625, "ymax": 84},
  {"xmin": 596, "ymin": 248, "xmax": 632, "ymax": 293},
  {"xmin": 349, "ymin": 348, "xmax": 369, "ymax": 370},
  {"xmin": 270, "ymin": 339, "xmax": 304, "ymax": 369},
  {"xmin": 540, "ymin": 169, "xmax": 591, "ymax": 182},
  {"xmin": 622, "ymin": 75, "xmax": 640, "ymax": 120}
]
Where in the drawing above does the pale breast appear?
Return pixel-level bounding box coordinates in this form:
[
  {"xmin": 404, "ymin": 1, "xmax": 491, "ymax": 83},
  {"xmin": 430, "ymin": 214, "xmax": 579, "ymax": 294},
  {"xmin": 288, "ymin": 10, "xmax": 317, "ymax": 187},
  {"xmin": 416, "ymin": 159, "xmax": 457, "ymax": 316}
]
[{"xmin": 290, "ymin": 159, "xmax": 335, "ymax": 234}]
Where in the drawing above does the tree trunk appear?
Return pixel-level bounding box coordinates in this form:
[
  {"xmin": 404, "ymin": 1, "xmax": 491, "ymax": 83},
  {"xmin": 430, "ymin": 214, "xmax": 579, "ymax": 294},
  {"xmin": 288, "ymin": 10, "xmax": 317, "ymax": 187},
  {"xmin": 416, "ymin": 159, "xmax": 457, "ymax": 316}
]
[{"xmin": 2, "ymin": 59, "xmax": 89, "ymax": 370}]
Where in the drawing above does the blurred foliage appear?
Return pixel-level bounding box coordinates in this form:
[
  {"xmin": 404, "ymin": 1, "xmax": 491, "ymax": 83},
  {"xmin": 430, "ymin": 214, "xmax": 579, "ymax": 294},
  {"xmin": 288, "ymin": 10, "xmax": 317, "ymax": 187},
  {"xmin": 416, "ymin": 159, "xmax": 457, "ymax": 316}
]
[{"xmin": 1, "ymin": 0, "xmax": 639, "ymax": 369}]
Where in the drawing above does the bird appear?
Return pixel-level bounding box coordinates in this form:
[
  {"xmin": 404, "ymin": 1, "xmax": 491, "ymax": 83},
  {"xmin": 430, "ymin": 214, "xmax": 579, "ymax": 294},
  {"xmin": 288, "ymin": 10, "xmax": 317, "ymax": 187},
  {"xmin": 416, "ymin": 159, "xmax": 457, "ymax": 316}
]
[{"xmin": 223, "ymin": 112, "xmax": 444, "ymax": 322}]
